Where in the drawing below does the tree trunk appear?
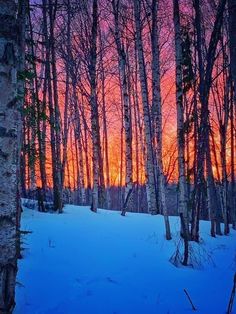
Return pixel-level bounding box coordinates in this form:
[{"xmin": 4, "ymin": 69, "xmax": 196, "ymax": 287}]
[
  {"xmin": 191, "ymin": 0, "xmax": 226, "ymax": 241},
  {"xmin": 99, "ymin": 43, "xmax": 111, "ymax": 209},
  {"xmin": 90, "ymin": 0, "xmax": 102, "ymax": 212},
  {"xmin": 229, "ymin": 0, "xmax": 236, "ymax": 229},
  {"xmin": 42, "ymin": 0, "xmax": 63, "ymax": 212},
  {"xmin": 28, "ymin": 8, "xmax": 46, "ymax": 206},
  {"xmin": 61, "ymin": 0, "xmax": 71, "ymax": 189},
  {"xmin": 152, "ymin": 0, "xmax": 171, "ymax": 239},
  {"xmin": 112, "ymin": 0, "xmax": 133, "ymax": 215},
  {"xmin": 133, "ymin": 0, "xmax": 157, "ymax": 214},
  {"xmin": 229, "ymin": 0, "xmax": 236, "ymax": 90},
  {"xmin": 72, "ymin": 84, "xmax": 86, "ymax": 205},
  {"xmin": 173, "ymin": 0, "xmax": 190, "ymax": 238},
  {"xmin": 48, "ymin": 0, "xmax": 63, "ymax": 213},
  {"xmin": 0, "ymin": 0, "xmax": 25, "ymax": 312}
]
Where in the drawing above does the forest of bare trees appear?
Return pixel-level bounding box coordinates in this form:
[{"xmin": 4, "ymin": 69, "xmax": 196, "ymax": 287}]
[
  {"xmin": 0, "ymin": 0, "xmax": 236, "ymax": 312},
  {"xmin": 19, "ymin": 0, "xmax": 235, "ymax": 234}
]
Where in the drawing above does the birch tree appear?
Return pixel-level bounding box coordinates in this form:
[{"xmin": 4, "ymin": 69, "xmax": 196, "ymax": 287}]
[
  {"xmin": 112, "ymin": 0, "xmax": 133, "ymax": 216},
  {"xmin": 151, "ymin": 0, "xmax": 171, "ymax": 239},
  {"xmin": 229, "ymin": 0, "xmax": 236, "ymax": 228},
  {"xmin": 191, "ymin": 0, "xmax": 227, "ymax": 241},
  {"xmin": 48, "ymin": 0, "xmax": 63, "ymax": 213},
  {"xmin": 133, "ymin": 0, "xmax": 157, "ymax": 214},
  {"xmin": 90, "ymin": 0, "xmax": 102, "ymax": 212},
  {"xmin": 173, "ymin": 0, "xmax": 189, "ymax": 239},
  {"xmin": 229, "ymin": 0, "xmax": 236, "ymax": 91},
  {"xmin": 42, "ymin": 0, "xmax": 63, "ymax": 212},
  {"xmin": 0, "ymin": 0, "xmax": 25, "ymax": 311},
  {"xmin": 61, "ymin": 0, "xmax": 71, "ymax": 189}
]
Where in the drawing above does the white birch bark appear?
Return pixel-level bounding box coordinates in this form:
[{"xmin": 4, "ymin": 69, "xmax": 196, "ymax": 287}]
[
  {"xmin": 48, "ymin": 0, "xmax": 63, "ymax": 213},
  {"xmin": 72, "ymin": 84, "xmax": 86, "ymax": 205},
  {"xmin": 0, "ymin": 1, "xmax": 24, "ymax": 312},
  {"xmin": 90, "ymin": 0, "xmax": 100, "ymax": 212},
  {"xmin": 100, "ymin": 47, "xmax": 111, "ymax": 209},
  {"xmin": 133, "ymin": 0, "xmax": 157, "ymax": 214},
  {"xmin": 112, "ymin": 0, "xmax": 133, "ymax": 215},
  {"xmin": 173, "ymin": 0, "xmax": 189, "ymax": 236},
  {"xmin": 151, "ymin": 0, "xmax": 171, "ymax": 239}
]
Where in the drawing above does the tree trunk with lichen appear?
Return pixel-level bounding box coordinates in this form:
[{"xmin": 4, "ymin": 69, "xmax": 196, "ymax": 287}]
[{"xmin": 0, "ymin": 0, "xmax": 25, "ymax": 312}]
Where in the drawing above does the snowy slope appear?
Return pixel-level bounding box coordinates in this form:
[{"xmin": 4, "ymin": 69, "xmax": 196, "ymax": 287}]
[{"xmin": 15, "ymin": 205, "xmax": 236, "ymax": 314}]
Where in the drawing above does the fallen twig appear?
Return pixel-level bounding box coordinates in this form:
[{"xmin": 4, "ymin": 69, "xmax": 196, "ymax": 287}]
[
  {"xmin": 20, "ymin": 230, "xmax": 32, "ymax": 234},
  {"xmin": 227, "ymin": 273, "xmax": 236, "ymax": 314},
  {"xmin": 184, "ymin": 289, "xmax": 197, "ymax": 311}
]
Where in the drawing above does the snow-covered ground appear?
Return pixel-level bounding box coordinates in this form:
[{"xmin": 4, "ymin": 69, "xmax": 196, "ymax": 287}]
[{"xmin": 15, "ymin": 205, "xmax": 236, "ymax": 314}]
